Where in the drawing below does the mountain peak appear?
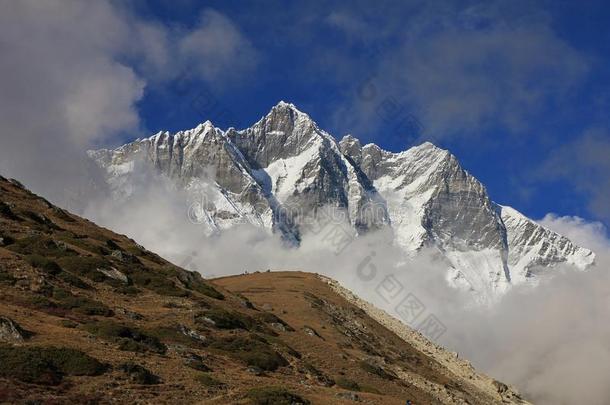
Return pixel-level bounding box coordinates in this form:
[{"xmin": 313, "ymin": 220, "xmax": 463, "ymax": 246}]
[
  {"xmin": 339, "ymin": 134, "xmax": 361, "ymax": 148},
  {"xmin": 404, "ymin": 141, "xmax": 452, "ymax": 164},
  {"xmin": 90, "ymin": 102, "xmax": 595, "ymax": 304},
  {"xmin": 419, "ymin": 140, "xmax": 439, "ymax": 149},
  {"xmin": 247, "ymin": 101, "xmax": 328, "ymax": 144},
  {"xmin": 411, "ymin": 141, "xmax": 446, "ymax": 154},
  {"xmin": 196, "ymin": 120, "xmax": 214, "ymax": 131},
  {"xmin": 275, "ymin": 100, "xmax": 299, "ymax": 109},
  {"xmin": 266, "ymin": 100, "xmax": 311, "ymax": 122}
]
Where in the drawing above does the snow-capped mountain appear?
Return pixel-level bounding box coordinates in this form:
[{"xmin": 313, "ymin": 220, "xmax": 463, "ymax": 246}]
[{"xmin": 89, "ymin": 101, "xmax": 595, "ymax": 301}]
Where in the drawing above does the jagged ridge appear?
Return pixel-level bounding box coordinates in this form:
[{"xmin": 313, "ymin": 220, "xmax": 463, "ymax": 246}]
[{"xmin": 89, "ymin": 101, "xmax": 595, "ymax": 302}]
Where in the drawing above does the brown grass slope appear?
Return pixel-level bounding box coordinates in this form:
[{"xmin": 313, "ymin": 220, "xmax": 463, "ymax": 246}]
[{"xmin": 0, "ymin": 175, "xmax": 526, "ymax": 405}]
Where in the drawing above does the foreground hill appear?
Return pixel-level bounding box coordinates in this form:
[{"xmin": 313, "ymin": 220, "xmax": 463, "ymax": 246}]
[{"xmin": 0, "ymin": 175, "xmax": 527, "ymax": 404}]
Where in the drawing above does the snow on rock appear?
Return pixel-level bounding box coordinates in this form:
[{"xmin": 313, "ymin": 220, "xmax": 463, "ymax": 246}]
[{"xmin": 89, "ymin": 101, "xmax": 596, "ymax": 303}]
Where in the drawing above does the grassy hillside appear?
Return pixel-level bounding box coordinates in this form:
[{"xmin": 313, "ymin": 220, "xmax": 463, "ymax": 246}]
[{"xmin": 0, "ymin": 175, "xmax": 524, "ymax": 404}]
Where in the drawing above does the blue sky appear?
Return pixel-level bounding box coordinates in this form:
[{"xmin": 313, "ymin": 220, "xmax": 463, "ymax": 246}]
[{"xmin": 1, "ymin": 0, "xmax": 609, "ymax": 228}]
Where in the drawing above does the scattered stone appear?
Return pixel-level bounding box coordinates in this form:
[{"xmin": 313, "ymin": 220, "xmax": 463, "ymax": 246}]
[
  {"xmin": 261, "ymin": 303, "xmax": 273, "ymax": 311},
  {"xmin": 25, "ymin": 211, "xmax": 54, "ymax": 226},
  {"xmin": 271, "ymin": 322, "xmax": 287, "ymax": 332},
  {"xmin": 237, "ymin": 295, "xmax": 255, "ymax": 309},
  {"xmin": 184, "ymin": 353, "xmax": 211, "ymax": 371},
  {"xmin": 178, "ymin": 324, "xmax": 206, "ymax": 343},
  {"xmin": 110, "ymin": 250, "xmax": 139, "ymax": 264},
  {"xmin": 119, "ymin": 362, "xmax": 160, "ymax": 385},
  {"xmin": 111, "ymin": 250, "xmax": 125, "ymax": 260},
  {"xmin": 53, "ymin": 240, "xmax": 69, "ymax": 252},
  {"xmin": 246, "ymin": 366, "xmax": 264, "ymax": 376},
  {"xmin": 303, "ymin": 326, "xmax": 322, "ymax": 339},
  {"xmin": 199, "ymin": 316, "xmax": 216, "ymax": 327},
  {"xmin": 97, "ymin": 267, "xmax": 129, "ymax": 284},
  {"xmin": 0, "ymin": 202, "xmax": 19, "ymax": 220},
  {"xmin": 0, "ymin": 235, "xmax": 15, "ymax": 246},
  {"xmin": 299, "ymin": 362, "xmax": 335, "ymax": 387},
  {"xmin": 0, "ymin": 316, "xmax": 32, "ymax": 342},
  {"xmin": 8, "ymin": 178, "xmax": 24, "ymax": 188},
  {"xmin": 115, "ymin": 308, "xmax": 144, "ymax": 320},
  {"xmin": 493, "ymin": 380, "xmax": 509, "ymax": 394}
]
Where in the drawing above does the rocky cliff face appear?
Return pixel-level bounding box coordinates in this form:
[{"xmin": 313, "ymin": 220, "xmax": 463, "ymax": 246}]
[{"xmin": 89, "ymin": 101, "xmax": 595, "ymax": 302}]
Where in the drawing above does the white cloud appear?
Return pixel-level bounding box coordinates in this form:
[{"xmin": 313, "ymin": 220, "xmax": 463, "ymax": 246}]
[
  {"xmin": 63, "ymin": 64, "xmax": 145, "ymax": 143},
  {"xmin": 539, "ymin": 129, "xmax": 610, "ymax": 224},
  {"xmin": 178, "ymin": 10, "xmax": 259, "ymax": 82},
  {"xmin": 443, "ymin": 215, "xmax": 610, "ymax": 404},
  {"xmin": 539, "ymin": 214, "xmax": 610, "ymax": 252},
  {"xmin": 0, "ymin": 0, "xmax": 257, "ymax": 207}
]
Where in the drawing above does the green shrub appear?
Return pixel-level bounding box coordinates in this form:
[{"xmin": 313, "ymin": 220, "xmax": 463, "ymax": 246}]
[
  {"xmin": 256, "ymin": 312, "xmax": 294, "ymax": 331},
  {"xmin": 26, "ymin": 255, "xmax": 62, "ymax": 275},
  {"xmin": 0, "ymin": 202, "xmax": 19, "ymax": 220},
  {"xmin": 60, "ymin": 319, "xmax": 78, "ymax": 328},
  {"xmin": 105, "ymin": 239, "xmax": 122, "ymax": 250},
  {"xmin": 178, "ymin": 271, "xmax": 225, "ymax": 300},
  {"xmin": 359, "ymin": 385, "xmax": 382, "ymax": 395},
  {"xmin": 8, "ymin": 236, "xmax": 75, "ymax": 257},
  {"xmin": 51, "ymin": 207, "xmax": 76, "ymax": 223},
  {"xmin": 48, "ymin": 347, "xmax": 107, "ymax": 376},
  {"xmin": 184, "ymin": 355, "xmax": 211, "ymax": 371},
  {"xmin": 246, "ymin": 387, "xmax": 310, "ymax": 405},
  {"xmin": 116, "ymin": 285, "xmax": 140, "ymax": 295},
  {"xmin": 358, "ymin": 361, "xmax": 396, "ymax": 380},
  {"xmin": 209, "ymin": 336, "xmax": 288, "ymax": 371},
  {"xmin": 119, "ymin": 362, "xmax": 160, "ymax": 385},
  {"xmin": 56, "ymin": 256, "xmax": 110, "ymax": 281},
  {"xmin": 264, "ymin": 335, "xmax": 301, "ymax": 359},
  {"xmin": 117, "ymin": 339, "xmax": 151, "ymax": 353},
  {"xmin": 0, "ymin": 234, "xmax": 15, "ymax": 245},
  {"xmin": 51, "ymin": 259, "xmax": 121, "ymax": 285},
  {"xmin": 57, "ymin": 233, "xmax": 107, "ymax": 255},
  {"xmin": 0, "ymin": 345, "xmax": 106, "ymax": 385},
  {"xmin": 84, "ymin": 320, "xmax": 166, "ymax": 354},
  {"xmin": 195, "ymin": 373, "xmax": 224, "ymax": 388},
  {"xmin": 335, "ymin": 377, "xmax": 360, "ymax": 391},
  {"xmin": 187, "ymin": 281, "xmax": 224, "ymax": 300},
  {"xmin": 21, "ymin": 294, "xmax": 55, "ymax": 310},
  {"xmin": 145, "ymin": 326, "xmax": 200, "ymax": 347},
  {"xmin": 146, "ymin": 278, "xmax": 189, "ymax": 297},
  {"xmin": 298, "ymin": 362, "xmax": 334, "ymax": 386},
  {"xmin": 57, "ymin": 271, "xmax": 91, "ymax": 290},
  {"xmin": 195, "ymin": 307, "xmax": 279, "ymax": 335},
  {"xmin": 0, "ymin": 269, "xmax": 16, "ymax": 285},
  {"xmin": 21, "ymin": 211, "xmax": 60, "ymax": 230},
  {"xmin": 196, "ymin": 308, "xmax": 248, "ymax": 330},
  {"xmin": 129, "ymin": 268, "xmax": 188, "ymax": 297},
  {"xmin": 52, "ymin": 289, "xmax": 113, "ymax": 316}
]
